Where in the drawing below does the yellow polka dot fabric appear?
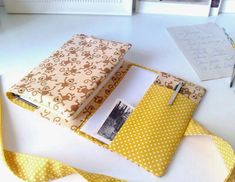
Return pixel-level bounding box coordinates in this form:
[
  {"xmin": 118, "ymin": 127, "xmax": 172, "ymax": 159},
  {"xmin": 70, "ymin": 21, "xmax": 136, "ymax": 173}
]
[
  {"xmin": 185, "ymin": 120, "xmax": 235, "ymax": 182},
  {"xmin": 0, "ymin": 96, "xmax": 124, "ymax": 182},
  {"xmin": 1, "ymin": 150, "xmax": 123, "ymax": 182},
  {"xmin": 110, "ymin": 84, "xmax": 197, "ymax": 176},
  {"xmin": 1, "ymin": 80, "xmax": 235, "ymax": 181}
]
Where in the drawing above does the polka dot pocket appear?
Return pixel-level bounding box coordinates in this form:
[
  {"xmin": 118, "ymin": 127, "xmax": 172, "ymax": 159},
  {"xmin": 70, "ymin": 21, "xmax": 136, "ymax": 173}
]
[{"xmin": 109, "ymin": 72, "xmax": 206, "ymax": 177}]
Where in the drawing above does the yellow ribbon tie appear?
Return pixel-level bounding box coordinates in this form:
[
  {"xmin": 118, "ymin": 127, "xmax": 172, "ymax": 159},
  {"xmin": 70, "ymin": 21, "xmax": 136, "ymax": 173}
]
[
  {"xmin": 185, "ymin": 120, "xmax": 235, "ymax": 182},
  {"xmin": 0, "ymin": 94, "xmax": 124, "ymax": 182}
]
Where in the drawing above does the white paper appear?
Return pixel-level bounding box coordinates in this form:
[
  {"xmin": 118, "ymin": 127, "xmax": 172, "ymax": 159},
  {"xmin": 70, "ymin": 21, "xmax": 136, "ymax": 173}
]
[
  {"xmin": 168, "ymin": 23, "xmax": 235, "ymax": 81},
  {"xmin": 80, "ymin": 66, "xmax": 158, "ymax": 144},
  {"xmin": 210, "ymin": 0, "xmax": 223, "ymax": 16}
]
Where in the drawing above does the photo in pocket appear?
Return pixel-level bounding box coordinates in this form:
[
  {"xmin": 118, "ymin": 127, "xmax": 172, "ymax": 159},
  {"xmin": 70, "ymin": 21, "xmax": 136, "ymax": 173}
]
[{"xmin": 97, "ymin": 99, "xmax": 133, "ymax": 141}]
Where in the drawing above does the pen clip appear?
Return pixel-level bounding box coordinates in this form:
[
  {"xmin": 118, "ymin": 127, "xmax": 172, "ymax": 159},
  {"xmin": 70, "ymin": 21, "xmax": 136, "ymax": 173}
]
[{"xmin": 168, "ymin": 82, "xmax": 183, "ymax": 106}]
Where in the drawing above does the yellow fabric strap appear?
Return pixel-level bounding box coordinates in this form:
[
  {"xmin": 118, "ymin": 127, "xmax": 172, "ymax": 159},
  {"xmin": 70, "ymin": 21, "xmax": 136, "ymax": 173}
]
[
  {"xmin": 185, "ymin": 120, "xmax": 235, "ymax": 182},
  {"xmin": 0, "ymin": 97, "xmax": 234, "ymax": 181},
  {"xmin": 0, "ymin": 97, "xmax": 123, "ymax": 182}
]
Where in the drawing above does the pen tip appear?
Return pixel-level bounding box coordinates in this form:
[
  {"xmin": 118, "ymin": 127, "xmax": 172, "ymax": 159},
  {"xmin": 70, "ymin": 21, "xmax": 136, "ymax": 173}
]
[{"xmin": 230, "ymin": 82, "xmax": 233, "ymax": 88}]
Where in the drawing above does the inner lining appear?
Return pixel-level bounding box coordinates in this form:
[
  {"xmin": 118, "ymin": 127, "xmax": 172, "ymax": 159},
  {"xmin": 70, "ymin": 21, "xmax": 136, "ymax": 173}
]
[{"xmin": 12, "ymin": 93, "xmax": 39, "ymax": 109}]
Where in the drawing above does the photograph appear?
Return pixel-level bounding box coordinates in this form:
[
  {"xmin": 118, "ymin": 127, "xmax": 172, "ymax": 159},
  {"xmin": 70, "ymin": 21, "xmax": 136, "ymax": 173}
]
[
  {"xmin": 97, "ymin": 99, "xmax": 133, "ymax": 141},
  {"xmin": 211, "ymin": 0, "xmax": 220, "ymax": 7}
]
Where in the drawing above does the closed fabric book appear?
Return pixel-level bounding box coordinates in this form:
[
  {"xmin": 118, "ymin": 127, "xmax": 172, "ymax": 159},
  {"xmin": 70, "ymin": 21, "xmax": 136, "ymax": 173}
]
[{"xmin": 7, "ymin": 34, "xmax": 131, "ymax": 122}]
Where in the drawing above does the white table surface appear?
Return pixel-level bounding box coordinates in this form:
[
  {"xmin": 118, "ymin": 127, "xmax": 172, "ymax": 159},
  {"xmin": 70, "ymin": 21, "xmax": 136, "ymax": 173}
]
[{"xmin": 0, "ymin": 7, "xmax": 235, "ymax": 182}]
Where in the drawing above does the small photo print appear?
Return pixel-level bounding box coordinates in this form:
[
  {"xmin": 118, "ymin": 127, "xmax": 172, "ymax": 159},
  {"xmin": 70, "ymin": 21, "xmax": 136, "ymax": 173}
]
[
  {"xmin": 211, "ymin": 0, "xmax": 220, "ymax": 7},
  {"xmin": 97, "ymin": 99, "xmax": 134, "ymax": 141}
]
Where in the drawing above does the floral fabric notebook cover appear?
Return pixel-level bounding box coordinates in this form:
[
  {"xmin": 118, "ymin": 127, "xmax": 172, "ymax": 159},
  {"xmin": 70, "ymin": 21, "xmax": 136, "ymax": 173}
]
[{"xmin": 7, "ymin": 34, "xmax": 131, "ymax": 121}]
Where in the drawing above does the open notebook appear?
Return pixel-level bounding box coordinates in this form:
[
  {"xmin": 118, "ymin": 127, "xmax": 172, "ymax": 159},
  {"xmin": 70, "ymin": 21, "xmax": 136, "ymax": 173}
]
[{"xmin": 81, "ymin": 66, "xmax": 158, "ymax": 144}]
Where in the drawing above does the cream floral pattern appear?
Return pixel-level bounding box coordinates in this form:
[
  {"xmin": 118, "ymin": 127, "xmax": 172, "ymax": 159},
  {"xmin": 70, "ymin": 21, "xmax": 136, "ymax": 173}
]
[{"xmin": 7, "ymin": 34, "xmax": 131, "ymax": 121}]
